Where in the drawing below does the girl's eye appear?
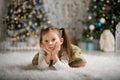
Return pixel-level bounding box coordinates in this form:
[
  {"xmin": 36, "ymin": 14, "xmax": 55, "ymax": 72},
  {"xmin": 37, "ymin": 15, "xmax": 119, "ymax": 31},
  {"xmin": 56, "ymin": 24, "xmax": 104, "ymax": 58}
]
[
  {"xmin": 52, "ymin": 38, "xmax": 56, "ymax": 41},
  {"xmin": 45, "ymin": 40, "xmax": 48, "ymax": 43}
]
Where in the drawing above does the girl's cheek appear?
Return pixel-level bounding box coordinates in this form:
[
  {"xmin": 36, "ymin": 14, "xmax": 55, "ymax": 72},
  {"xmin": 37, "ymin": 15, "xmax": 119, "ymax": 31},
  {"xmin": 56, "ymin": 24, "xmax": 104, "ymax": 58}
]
[
  {"xmin": 56, "ymin": 41, "xmax": 61, "ymax": 46},
  {"xmin": 54, "ymin": 40, "xmax": 57, "ymax": 43},
  {"xmin": 55, "ymin": 40, "xmax": 58, "ymax": 44},
  {"xmin": 55, "ymin": 39, "xmax": 60, "ymax": 43}
]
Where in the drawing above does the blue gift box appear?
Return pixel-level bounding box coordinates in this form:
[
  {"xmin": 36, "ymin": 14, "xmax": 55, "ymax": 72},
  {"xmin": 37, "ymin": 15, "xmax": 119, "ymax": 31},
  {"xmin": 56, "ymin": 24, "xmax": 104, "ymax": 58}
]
[
  {"xmin": 78, "ymin": 40, "xmax": 96, "ymax": 51},
  {"xmin": 78, "ymin": 41, "xmax": 87, "ymax": 50},
  {"xmin": 87, "ymin": 41, "xmax": 95, "ymax": 51}
]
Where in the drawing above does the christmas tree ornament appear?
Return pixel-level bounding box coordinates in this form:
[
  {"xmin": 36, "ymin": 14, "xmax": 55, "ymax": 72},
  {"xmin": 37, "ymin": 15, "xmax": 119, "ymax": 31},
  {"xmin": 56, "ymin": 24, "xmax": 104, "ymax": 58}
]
[
  {"xmin": 102, "ymin": 7, "xmax": 105, "ymax": 10},
  {"xmin": 102, "ymin": 13, "xmax": 106, "ymax": 17},
  {"xmin": 28, "ymin": 21, "xmax": 33, "ymax": 26},
  {"xmin": 17, "ymin": 24, "xmax": 22, "ymax": 29},
  {"xmin": 97, "ymin": 22, "xmax": 102, "ymax": 27},
  {"xmin": 28, "ymin": 14, "xmax": 32, "ymax": 18},
  {"xmin": 47, "ymin": 20, "xmax": 51, "ymax": 24},
  {"xmin": 38, "ymin": 1, "xmax": 43, "ymax": 6},
  {"xmin": 26, "ymin": 32, "xmax": 30, "ymax": 36},
  {"xmin": 93, "ymin": 0, "xmax": 96, "ymax": 2},
  {"xmin": 111, "ymin": 20, "xmax": 114, "ymax": 24},
  {"xmin": 89, "ymin": 36, "xmax": 94, "ymax": 40},
  {"xmin": 100, "ymin": 17, "xmax": 106, "ymax": 23},
  {"xmin": 18, "ymin": 8, "xmax": 22, "ymax": 13},
  {"xmin": 112, "ymin": 15, "xmax": 116, "ymax": 19},
  {"xmin": 106, "ymin": 0, "xmax": 110, "ymax": 3},
  {"xmin": 34, "ymin": 23, "xmax": 38, "ymax": 26},
  {"xmin": 86, "ymin": 34, "xmax": 90, "ymax": 38},
  {"xmin": 88, "ymin": 15, "xmax": 92, "ymax": 20},
  {"xmin": 10, "ymin": 9, "xmax": 14, "ymax": 13},
  {"xmin": 101, "ymin": 0, "xmax": 104, "ymax": 1},
  {"xmin": 89, "ymin": 24, "xmax": 95, "ymax": 30},
  {"xmin": 94, "ymin": 5, "xmax": 97, "ymax": 9}
]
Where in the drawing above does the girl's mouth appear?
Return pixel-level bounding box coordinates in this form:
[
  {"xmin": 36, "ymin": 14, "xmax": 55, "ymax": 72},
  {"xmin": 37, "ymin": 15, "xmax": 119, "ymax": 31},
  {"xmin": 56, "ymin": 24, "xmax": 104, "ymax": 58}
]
[{"xmin": 49, "ymin": 47, "xmax": 54, "ymax": 50}]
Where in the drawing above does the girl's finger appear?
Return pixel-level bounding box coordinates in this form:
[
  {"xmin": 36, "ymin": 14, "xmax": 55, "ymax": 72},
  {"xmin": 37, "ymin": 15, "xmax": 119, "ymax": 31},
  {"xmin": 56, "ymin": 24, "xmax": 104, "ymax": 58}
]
[
  {"xmin": 42, "ymin": 44, "xmax": 51, "ymax": 54},
  {"xmin": 56, "ymin": 42, "xmax": 60, "ymax": 50},
  {"xmin": 53, "ymin": 42, "xmax": 60, "ymax": 54},
  {"xmin": 54, "ymin": 42, "xmax": 58, "ymax": 50}
]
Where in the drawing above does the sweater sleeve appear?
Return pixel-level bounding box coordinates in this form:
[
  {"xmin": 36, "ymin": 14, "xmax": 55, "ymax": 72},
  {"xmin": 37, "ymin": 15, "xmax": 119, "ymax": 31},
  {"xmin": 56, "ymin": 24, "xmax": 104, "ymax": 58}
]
[
  {"xmin": 53, "ymin": 52, "xmax": 70, "ymax": 70},
  {"xmin": 53, "ymin": 59, "xmax": 70, "ymax": 70},
  {"xmin": 37, "ymin": 51, "xmax": 49, "ymax": 70}
]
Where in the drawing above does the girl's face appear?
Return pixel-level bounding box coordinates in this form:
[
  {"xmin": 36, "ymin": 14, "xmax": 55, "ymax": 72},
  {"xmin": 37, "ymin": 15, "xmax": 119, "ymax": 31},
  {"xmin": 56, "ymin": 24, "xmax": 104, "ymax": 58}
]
[{"xmin": 41, "ymin": 30, "xmax": 64, "ymax": 51}]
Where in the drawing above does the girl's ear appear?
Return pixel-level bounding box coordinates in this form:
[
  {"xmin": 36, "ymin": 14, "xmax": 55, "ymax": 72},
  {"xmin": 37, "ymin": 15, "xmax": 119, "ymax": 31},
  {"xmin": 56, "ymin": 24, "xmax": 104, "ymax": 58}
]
[{"xmin": 60, "ymin": 38, "xmax": 64, "ymax": 45}]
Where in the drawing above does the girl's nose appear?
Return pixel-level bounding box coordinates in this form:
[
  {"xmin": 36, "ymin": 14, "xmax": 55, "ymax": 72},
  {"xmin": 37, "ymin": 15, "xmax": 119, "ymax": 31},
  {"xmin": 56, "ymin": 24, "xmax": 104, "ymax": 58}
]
[{"xmin": 49, "ymin": 41, "xmax": 53, "ymax": 45}]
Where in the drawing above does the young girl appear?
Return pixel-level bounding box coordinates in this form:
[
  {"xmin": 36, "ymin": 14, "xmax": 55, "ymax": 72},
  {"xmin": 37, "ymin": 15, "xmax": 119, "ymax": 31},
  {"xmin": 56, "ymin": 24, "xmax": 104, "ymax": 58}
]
[{"xmin": 33, "ymin": 24, "xmax": 86, "ymax": 70}]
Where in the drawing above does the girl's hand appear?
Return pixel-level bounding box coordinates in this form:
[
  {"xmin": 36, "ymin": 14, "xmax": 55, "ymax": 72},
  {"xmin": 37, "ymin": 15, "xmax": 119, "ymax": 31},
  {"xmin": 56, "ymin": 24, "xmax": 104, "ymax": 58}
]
[
  {"xmin": 52, "ymin": 42, "xmax": 61, "ymax": 55},
  {"xmin": 41, "ymin": 44, "xmax": 52, "ymax": 64},
  {"xmin": 51, "ymin": 42, "xmax": 61, "ymax": 64},
  {"xmin": 41, "ymin": 44, "xmax": 52, "ymax": 55}
]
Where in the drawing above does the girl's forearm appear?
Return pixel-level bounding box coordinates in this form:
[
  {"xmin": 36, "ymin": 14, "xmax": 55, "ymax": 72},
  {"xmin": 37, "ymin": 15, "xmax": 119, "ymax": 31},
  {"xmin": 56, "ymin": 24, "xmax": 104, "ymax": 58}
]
[
  {"xmin": 52, "ymin": 54, "xmax": 58, "ymax": 64},
  {"xmin": 45, "ymin": 54, "xmax": 51, "ymax": 64}
]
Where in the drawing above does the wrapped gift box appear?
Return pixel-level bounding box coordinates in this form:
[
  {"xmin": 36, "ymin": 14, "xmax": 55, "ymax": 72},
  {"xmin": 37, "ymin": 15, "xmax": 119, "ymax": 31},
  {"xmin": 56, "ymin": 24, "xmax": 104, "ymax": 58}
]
[{"xmin": 78, "ymin": 40, "xmax": 96, "ymax": 51}]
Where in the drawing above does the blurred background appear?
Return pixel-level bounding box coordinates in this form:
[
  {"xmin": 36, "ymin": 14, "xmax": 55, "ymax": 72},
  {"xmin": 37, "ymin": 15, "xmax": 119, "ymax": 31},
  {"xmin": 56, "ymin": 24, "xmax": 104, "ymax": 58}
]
[
  {"xmin": 1, "ymin": 1, "xmax": 120, "ymax": 80},
  {"xmin": 0, "ymin": 0, "xmax": 120, "ymax": 52}
]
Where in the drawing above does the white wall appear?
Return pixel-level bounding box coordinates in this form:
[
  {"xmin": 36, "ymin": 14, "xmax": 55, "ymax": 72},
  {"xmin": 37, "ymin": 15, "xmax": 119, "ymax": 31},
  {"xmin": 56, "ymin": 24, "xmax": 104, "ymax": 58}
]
[
  {"xmin": 0, "ymin": 0, "xmax": 90, "ymax": 49},
  {"xmin": 44, "ymin": 0, "xmax": 90, "ymax": 43},
  {"xmin": 0, "ymin": 0, "xmax": 8, "ymax": 41}
]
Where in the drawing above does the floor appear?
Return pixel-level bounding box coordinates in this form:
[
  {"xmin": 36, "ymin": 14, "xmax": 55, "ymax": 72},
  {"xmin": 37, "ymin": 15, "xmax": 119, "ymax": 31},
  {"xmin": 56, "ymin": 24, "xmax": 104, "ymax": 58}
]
[{"xmin": 0, "ymin": 50, "xmax": 120, "ymax": 80}]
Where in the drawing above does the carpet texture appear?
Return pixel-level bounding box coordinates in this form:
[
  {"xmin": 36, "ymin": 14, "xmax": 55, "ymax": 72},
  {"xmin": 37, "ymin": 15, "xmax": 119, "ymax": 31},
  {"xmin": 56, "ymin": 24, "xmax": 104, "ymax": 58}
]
[{"xmin": 0, "ymin": 51, "xmax": 120, "ymax": 80}]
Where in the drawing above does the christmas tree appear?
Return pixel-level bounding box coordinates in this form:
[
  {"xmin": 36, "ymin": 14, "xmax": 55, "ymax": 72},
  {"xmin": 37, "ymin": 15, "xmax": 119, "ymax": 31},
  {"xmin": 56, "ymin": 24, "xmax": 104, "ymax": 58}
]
[
  {"xmin": 82, "ymin": 0, "xmax": 120, "ymax": 40},
  {"xmin": 6, "ymin": 0, "xmax": 48, "ymax": 41}
]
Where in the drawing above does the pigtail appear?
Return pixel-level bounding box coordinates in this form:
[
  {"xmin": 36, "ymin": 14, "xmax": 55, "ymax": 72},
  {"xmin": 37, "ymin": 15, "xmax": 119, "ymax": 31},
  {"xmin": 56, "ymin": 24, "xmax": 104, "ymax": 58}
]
[{"xmin": 60, "ymin": 28, "xmax": 74, "ymax": 58}]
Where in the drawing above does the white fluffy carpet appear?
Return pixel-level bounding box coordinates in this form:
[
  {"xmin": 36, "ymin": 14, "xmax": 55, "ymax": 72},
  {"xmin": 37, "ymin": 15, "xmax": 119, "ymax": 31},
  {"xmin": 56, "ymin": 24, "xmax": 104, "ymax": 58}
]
[{"xmin": 0, "ymin": 51, "xmax": 120, "ymax": 80}]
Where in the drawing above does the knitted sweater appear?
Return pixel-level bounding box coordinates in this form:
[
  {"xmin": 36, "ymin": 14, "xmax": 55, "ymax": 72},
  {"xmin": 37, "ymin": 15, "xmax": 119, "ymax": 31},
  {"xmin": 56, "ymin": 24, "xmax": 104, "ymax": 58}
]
[{"xmin": 32, "ymin": 44, "xmax": 86, "ymax": 70}]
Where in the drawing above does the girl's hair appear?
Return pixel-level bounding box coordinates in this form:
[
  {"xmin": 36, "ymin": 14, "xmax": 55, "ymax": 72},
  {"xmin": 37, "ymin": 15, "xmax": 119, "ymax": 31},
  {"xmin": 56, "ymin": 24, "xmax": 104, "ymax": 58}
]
[{"xmin": 39, "ymin": 24, "xmax": 74, "ymax": 58}]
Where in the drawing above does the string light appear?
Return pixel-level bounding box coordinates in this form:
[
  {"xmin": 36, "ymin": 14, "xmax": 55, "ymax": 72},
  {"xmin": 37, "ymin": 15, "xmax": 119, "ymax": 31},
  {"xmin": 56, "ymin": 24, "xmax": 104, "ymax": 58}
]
[
  {"xmin": 82, "ymin": 0, "xmax": 119, "ymax": 40},
  {"xmin": 6, "ymin": 0, "xmax": 48, "ymax": 41}
]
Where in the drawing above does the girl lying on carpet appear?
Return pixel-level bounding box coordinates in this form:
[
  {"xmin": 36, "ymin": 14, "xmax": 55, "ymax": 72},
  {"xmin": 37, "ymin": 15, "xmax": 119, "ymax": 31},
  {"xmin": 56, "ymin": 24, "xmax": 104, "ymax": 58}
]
[{"xmin": 32, "ymin": 24, "xmax": 86, "ymax": 70}]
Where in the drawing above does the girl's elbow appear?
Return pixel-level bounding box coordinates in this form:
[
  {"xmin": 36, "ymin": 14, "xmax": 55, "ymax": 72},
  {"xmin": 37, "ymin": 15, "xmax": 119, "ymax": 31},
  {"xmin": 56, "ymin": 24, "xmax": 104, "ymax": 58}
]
[{"xmin": 70, "ymin": 62, "xmax": 86, "ymax": 68}]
